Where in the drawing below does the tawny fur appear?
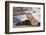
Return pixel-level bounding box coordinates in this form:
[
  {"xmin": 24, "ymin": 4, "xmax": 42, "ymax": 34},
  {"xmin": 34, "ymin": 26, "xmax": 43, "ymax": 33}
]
[{"xmin": 26, "ymin": 13, "xmax": 37, "ymax": 26}]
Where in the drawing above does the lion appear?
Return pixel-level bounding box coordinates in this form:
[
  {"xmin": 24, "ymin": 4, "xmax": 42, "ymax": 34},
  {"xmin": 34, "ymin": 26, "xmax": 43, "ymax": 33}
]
[{"xmin": 26, "ymin": 13, "xmax": 37, "ymax": 26}]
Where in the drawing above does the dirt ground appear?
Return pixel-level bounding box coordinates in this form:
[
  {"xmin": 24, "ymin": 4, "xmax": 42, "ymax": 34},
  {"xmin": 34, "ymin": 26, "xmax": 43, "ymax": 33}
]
[
  {"xmin": 13, "ymin": 23, "xmax": 31, "ymax": 28},
  {"xmin": 13, "ymin": 23, "xmax": 39, "ymax": 28}
]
